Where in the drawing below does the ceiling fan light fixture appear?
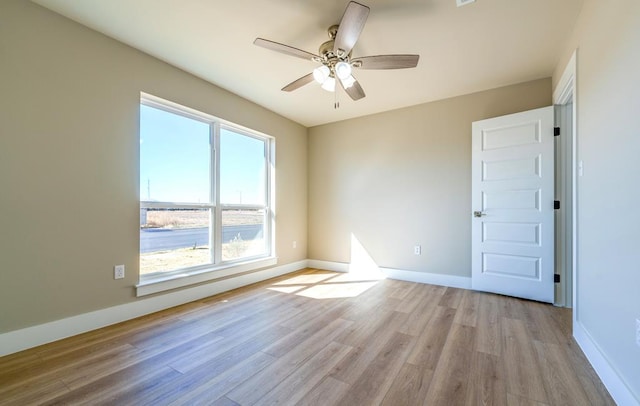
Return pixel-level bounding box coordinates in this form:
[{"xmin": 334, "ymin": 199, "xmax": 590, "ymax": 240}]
[
  {"xmin": 321, "ymin": 76, "xmax": 336, "ymax": 92},
  {"xmin": 313, "ymin": 65, "xmax": 330, "ymax": 84},
  {"xmin": 254, "ymin": 1, "xmax": 419, "ymax": 103},
  {"xmin": 341, "ymin": 75, "xmax": 356, "ymax": 88},
  {"xmin": 335, "ymin": 61, "xmax": 352, "ymax": 80}
]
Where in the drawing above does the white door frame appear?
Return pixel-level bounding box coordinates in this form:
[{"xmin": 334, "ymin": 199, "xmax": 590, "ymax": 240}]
[{"xmin": 552, "ymin": 51, "xmax": 577, "ymax": 313}]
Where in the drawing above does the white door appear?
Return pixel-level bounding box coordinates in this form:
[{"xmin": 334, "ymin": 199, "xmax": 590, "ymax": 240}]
[{"xmin": 471, "ymin": 106, "xmax": 555, "ymax": 303}]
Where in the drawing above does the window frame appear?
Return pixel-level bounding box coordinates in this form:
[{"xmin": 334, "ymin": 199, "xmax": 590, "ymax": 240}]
[{"xmin": 137, "ymin": 93, "xmax": 275, "ymax": 295}]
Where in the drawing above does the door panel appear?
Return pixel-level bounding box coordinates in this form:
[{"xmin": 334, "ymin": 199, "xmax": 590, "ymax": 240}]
[
  {"xmin": 481, "ymin": 121, "xmax": 541, "ymax": 150},
  {"xmin": 482, "ymin": 155, "xmax": 541, "ymax": 181},
  {"xmin": 482, "ymin": 189, "xmax": 541, "ymax": 210},
  {"xmin": 482, "ymin": 222, "xmax": 540, "ymax": 245},
  {"xmin": 472, "ymin": 106, "xmax": 554, "ymax": 303},
  {"xmin": 482, "ymin": 253, "xmax": 540, "ymax": 279}
]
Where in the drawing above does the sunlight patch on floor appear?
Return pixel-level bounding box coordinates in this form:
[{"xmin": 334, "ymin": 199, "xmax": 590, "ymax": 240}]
[
  {"xmin": 265, "ymin": 234, "xmax": 387, "ymax": 299},
  {"xmin": 271, "ymin": 272, "xmax": 336, "ymax": 286},
  {"xmin": 267, "ymin": 285, "xmax": 307, "ymax": 294}
]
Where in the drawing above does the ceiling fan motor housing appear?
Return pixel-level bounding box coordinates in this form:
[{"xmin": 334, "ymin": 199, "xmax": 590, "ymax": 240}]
[{"xmin": 318, "ymin": 25, "xmax": 353, "ymax": 75}]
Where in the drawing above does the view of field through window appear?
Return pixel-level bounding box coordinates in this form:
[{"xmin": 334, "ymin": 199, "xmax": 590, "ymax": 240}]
[{"xmin": 140, "ymin": 208, "xmax": 265, "ymax": 275}]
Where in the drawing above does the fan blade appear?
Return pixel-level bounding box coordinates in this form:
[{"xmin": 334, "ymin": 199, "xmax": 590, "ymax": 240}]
[
  {"xmin": 340, "ymin": 77, "xmax": 366, "ymax": 101},
  {"xmin": 254, "ymin": 38, "xmax": 318, "ymax": 61},
  {"xmin": 352, "ymin": 55, "xmax": 420, "ymax": 69},
  {"xmin": 333, "ymin": 2, "xmax": 370, "ymax": 56},
  {"xmin": 282, "ymin": 73, "xmax": 315, "ymax": 92}
]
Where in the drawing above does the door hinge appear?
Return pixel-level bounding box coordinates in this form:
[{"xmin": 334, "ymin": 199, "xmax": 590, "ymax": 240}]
[
  {"xmin": 554, "ymin": 127, "xmax": 560, "ymax": 136},
  {"xmin": 554, "ymin": 274, "xmax": 561, "ymax": 283},
  {"xmin": 554, "ymin": 200, "xmax": 560, "ymax": 210}
]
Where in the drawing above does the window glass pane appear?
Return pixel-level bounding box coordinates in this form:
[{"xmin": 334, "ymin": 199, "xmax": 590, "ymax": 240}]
[
  {"xmin": 222, "ymin": 208, "xmax": 266, "ymax": 261},
  {"xmin": 220, "ymin": 128, "xmax": 266, "ymax": 205},
  {"xmin": 140, "ymin": 104, "xmax": 211, "ymax": 203},
  {"xmin": 140, "ymin": 208, "xmax": 211, "ymax": 275}
]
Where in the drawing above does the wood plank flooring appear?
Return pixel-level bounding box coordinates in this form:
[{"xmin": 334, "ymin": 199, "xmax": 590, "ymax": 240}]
[{"xmin": 0, "ymin": 269, "xmax": 615, "ymax": 405}]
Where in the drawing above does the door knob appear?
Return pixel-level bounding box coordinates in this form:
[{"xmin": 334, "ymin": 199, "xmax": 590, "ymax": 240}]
[{"xmin": 473, "ymin": 211, "xmax": 486, "ymax": 218}]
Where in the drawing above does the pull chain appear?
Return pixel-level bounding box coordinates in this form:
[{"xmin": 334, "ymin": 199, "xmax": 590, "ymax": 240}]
[{"xmin": 334, "ymin": 86, "xmax": 340, "ymax": 109}]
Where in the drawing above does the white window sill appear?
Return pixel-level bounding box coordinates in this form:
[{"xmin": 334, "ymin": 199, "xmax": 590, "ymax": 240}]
[{"xmin": 135, "ymin": 256, "xmax": 278, "ymax": 297}]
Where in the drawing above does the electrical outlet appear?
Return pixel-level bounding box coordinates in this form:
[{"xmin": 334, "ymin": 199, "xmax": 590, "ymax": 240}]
[
  {"xmin": 292, "ymin": 241, "xmax": 297, "ymax": 249},
  {"xmin": 414, "ymin": 245, "xmax": 421, "ymax": 255},
  {"xmin": 114, "ymin": 264, "xmax": 125, "ymax": 280},
  {"xmin": 636, "ymin": 319, "xmax": 640, "ymax": 347}
]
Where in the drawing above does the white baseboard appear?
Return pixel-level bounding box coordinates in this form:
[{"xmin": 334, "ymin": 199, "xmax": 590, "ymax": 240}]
[
  {"xmin": 306, "ymin": 259, "xmax": 349, "ymax": 273},
  {"xmin": 0, "ymin": 260, "xmax": 307, "ymax": 357},
  {"xmin": 307, "ymin": 259, "xmax": 472, "ymax": 289},
  {"xmin": 380, "ymin": 267, "xmax": 472, "ymax": 289},
  {"xmin": 574, "ymin": 320, "xmax": 639, "ymax": 406}
]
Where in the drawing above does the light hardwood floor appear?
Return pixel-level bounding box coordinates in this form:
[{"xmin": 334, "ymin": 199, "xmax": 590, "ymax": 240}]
[{"xmin": 0, "ymin": 269, "xmax": 614, "ymax": 405}]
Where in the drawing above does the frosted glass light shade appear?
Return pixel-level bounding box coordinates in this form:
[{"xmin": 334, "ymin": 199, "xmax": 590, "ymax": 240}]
[
  {"xmin": 313, "ymin": 65, "xmax": 330, "ymax": 84},
  {"xmin": 321, "ymin": 76, "xmax": 336, "ymax": 92},
  {"xmin": 335, "ymin": 62, "xmax": 352, "ymax": 80}
]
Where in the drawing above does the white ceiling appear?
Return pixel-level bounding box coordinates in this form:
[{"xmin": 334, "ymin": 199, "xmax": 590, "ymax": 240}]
[{"xmin": 32, "ymin": 0, "xmax": 584, "ymax": 127}]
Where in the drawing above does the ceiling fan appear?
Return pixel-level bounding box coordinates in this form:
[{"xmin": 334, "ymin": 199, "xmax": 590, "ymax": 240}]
[{"xmin": 254, "ymin": 1, "xmax": 420, "ymax": 103}]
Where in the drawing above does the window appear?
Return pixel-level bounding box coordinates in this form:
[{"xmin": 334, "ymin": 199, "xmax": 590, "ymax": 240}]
[{"xmin": 139, "ymin": 94, "xmax": 274, "ymax": 285}]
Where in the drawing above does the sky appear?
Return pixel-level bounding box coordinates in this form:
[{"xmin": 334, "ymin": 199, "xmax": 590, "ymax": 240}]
[{"xmin": 139, "ymin": 104, "xmax": 266, "ymax": 205}]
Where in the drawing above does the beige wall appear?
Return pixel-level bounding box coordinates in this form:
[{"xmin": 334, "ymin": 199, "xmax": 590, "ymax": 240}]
[
  {"xmin": 0, "ymin": 0, "xmax": 307, "ymax": 333},
  {"xmin": 308, "ymin": 79, "xmax": 551, "ymax": 276},
  {"xmin": 554, "ymin": 0, "xmax": 640, "ymax": 400}
]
